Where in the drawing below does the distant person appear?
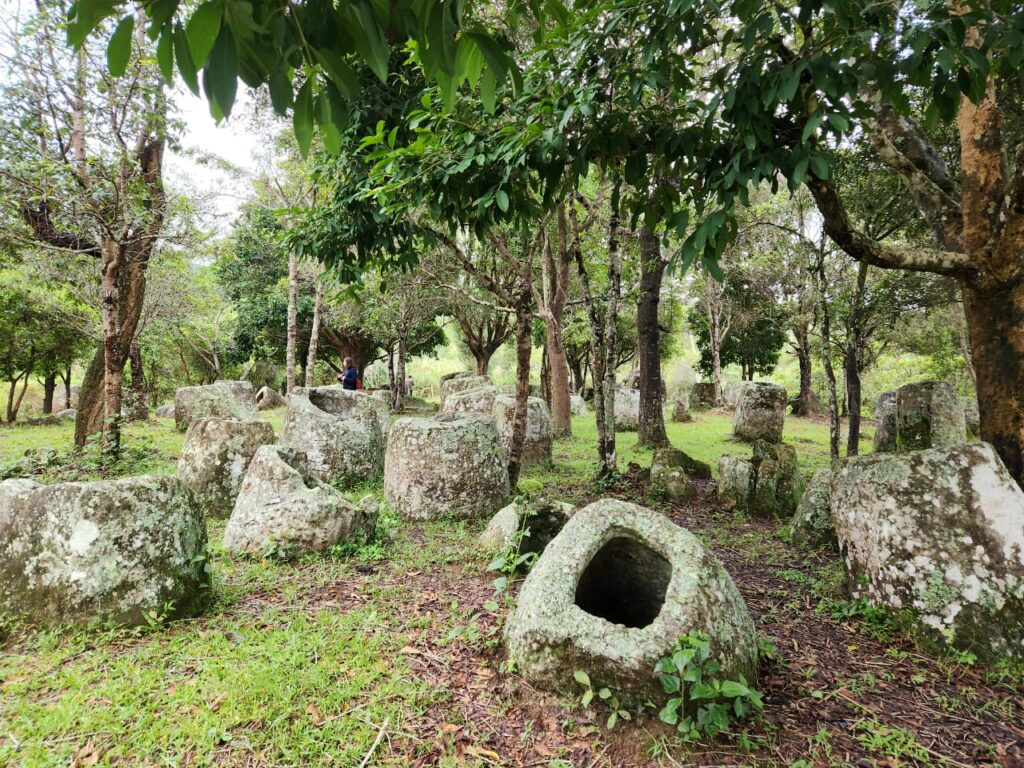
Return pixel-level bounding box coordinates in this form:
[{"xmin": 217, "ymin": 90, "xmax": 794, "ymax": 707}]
[
  {"xmin": 338, "ymin": 357, "xmax": 359, "ymax": 391},
  {"xmin": 405, "ymin": 376, "xmax": 414, "ymax": 396}
]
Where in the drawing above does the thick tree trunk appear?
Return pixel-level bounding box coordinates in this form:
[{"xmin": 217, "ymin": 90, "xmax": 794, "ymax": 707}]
[
  {"xmin": 42, "ymin": 373, "xmax": 56, "ymax": 414},
  {"xmin": 791, "ymin": 323, "xmax": 813, "ymax": 416},
  {"xmin": 507, "ymin": 288, "xmax": 533, "ymax": 488},
  {"xmin": 75, "ymin": 347, "xmax": 105, "ymax": 445},
  {"xmin": 963, "ymin": 276, "xmax": 1024, "ymax": 485},
  {"xmin": 844, "ymin": 342, "xmax": 862, "ymax": 456},
  {"xmin": 62, "ymin": 366, "xmax": 71, "ymax": 409},
  {"xmin": 6, "ymin": 373, "xmax": 30, "ymax": 423},
  {"xmin": 129, "ymin": 341, "xmax": 147, "ymax": 421},
  {"xmin": 304, "ymin": 279, "xmax": 324, "ymax": 388},
  {"xmin": 546, "ymin": 327, "xmax": 572, "ymax": 437},
  {"xmin": 286, "ymin": 252, "xmax": 298, "ymax": 394},
  {"xmin": 475, "ymin": 355, "xmax": 490, "ymax": 376},
  {"xmin": 636, "ymin": 227, "xmax": 669, "ymax": 448},
  {"xmin": 99, "ymin": 242, "xmax": 125, "ymax": 457}
]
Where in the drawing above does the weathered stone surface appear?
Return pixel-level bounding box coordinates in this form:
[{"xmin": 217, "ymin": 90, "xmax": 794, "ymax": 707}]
[
  {"xmin": 570, "ymin": 394, "xmax": 589, "ymax": 417},
  {"xmin": 506, "ymin": 499, "xmax": 758, "ymax": 702},
  {"xmin": 789, "ymin": 469, "xmax": 836, "ymax": 548},
  {"xmin": 214, "ymin": 379, "xmax": 257, "ymax": 407},
  {"xmin": 789, "ymin": 390, "xmax": 825, "ymax": 415},
  {"xmin": 670, "ymin": 397, "xmax": 693, "ymax": 423},
  {"xmin": 384, "ymin": 413, "xmax": 510, "ymax": 520},
  {"xmin": 51, "ymin": 385, "xmax": 81, "ymax": 412},
  {"xmin": 280, "ymin": 391, "xmax": 385, "ymax": 486},
  {"xmin": 651, "ymin": 447, "xmax": 712, "ymax": 480},
  {"xmin": 962, "ymin": 396, "xmax": 980, "ymax": 438},
  {"xmin": 831, "ymin": 443, "xmax": 1024, "ymax": 659},
  {"xmin": 155, "ymin": 403, "xmax": 175, "ymax": 419},
  {"xmin": 895, "ymin": 381, "xmax": 966, "ymax": 451},
  {"xmin": 174, "ymin": 383, "xmax": 257, "ymax": 431},
  {"xmin": 492, "ymin": 395, "xmax": 553, "ymax": 468},
  {"xmin": 56, "ymin": 408, "xmax": 77, "ymax": 422},
  {"xmin": 717, "ymin": 441, "xmax": 803, "ymax": 517},
  {"xmin": 733, "ymin": 382, "xmax": 787, "ymax": 443},
  {"xmin": 0, "ymin": 475, "xmax": 209, "ymax": 626},
  {"xmin": 443, "ymin": 385, "xmax": 501, "ymax": 415},
  {"xmin": 439, "ymin": 371, "xmax": 473, "ymax": 386},
  {"xmin": 177, "ymin": 418, "xmax": 276, "ymax": 519},
  {"xmin": 872, "ymin": 391, "xmax": 897, "ymax": 453},
  {"xmin": 295, "ymin": 385, "xmax": 391, "ymax": 437},
  {"xmin": 724, "ymin": 380, "xmax": 752, "ymax": 410},
  {"xmin": 480, "ymin": 498, "xmax": 576, "ymax": 554},
  {"xmin": 650, "ymin": 464, "xmax": 696, "ymax": 501},
  {"xmin": 255, "ymin": 386, "xmax": 286, "ymax": 411},
  {"xmin": 614, "ymin": 388, "xmax": 640, "ymax": 431},
  {"xmin": 689, "ymin": 382, "xmax": 716, "ymax": 411},
  {"xmin": 439, "ymin": 374, "xmax": 492, "ymax": 409},
  {"xmin": 223, "ymin": 446, "xmax": 368, "ymax": 557}
]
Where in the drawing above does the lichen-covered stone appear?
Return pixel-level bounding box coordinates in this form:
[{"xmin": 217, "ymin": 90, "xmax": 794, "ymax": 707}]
[
  {"xmin": 872, "ymin": 391, "xmax": 897, "ymax": 453},
  {"xmin": 255, "ymin": 386, "xmax": 286, "ymax": 411},
  {"xmin": 443, "ymin": 385, "xmax": 501, "ymax": 415},
  {"xmin": 895, "ymin": 381, "xmax": 966, "ymax": 451},
  {"xmin": 614, "ymin": 388, "xmax": 640, "ymax": 431},
  {"xmin": 439, "ymin": 374, "xmax": 492, "ymax": 409},
  {"xmin": 723, "ymin": 381, "xmax": 752, "ymax": 410},
  {"xmin": 295, "ymin": 385, "xmax": 390, "ymax": 438},
  {"xmin": 717, "ymin": 441, "xmax": 803, "ymax": 517},
  {"xmin": 789, "ymin": 468, "xmax": 836, "ymax": 548},
  {"xmin": 492, "ymin": 394, "xmax": 553, "ymax": 468},
  {"xmin": 56, "ymin": 408, "xmax": 77, "ymax": 422},
  {"xmin": 962, "ymin": 396, "xmax": 980, "ymax": 438},
  {"xmin": 280, "ymin": 391, "xmax": 385, "ymax": 486},
  {"xmin": 733, "ymin": 382, "xmax": 787, "ymax": 443},
  {"xmin": 689, "ymin": 382, "xmax": 716, "ymax": 411},
  {"xmin": 831, "ymin": 443, "xmax": 1024, "ymax": 659},
  {"xmin": 214, "ymin": 379, "xmax": 257, "ymax": 407},
  {"xmin": 651, "ymin": 447, "xmax": 712, "ymax": 480},
  {"xmin": 174, "ymin": 383, "xmax": 257, "ymax": 431},
  {"xmin": 670, "ymin": 397, "xmax": 693, "ymax": 423},
  {"xmin": 384, "ymin": 413, "xmax": 510, "ymax": 520},
  {"xmin": 570, "ymin": 394, "xmax": 589, "ymax": 417},
  {"xmin": 223, "ymin": 446, "xmax": 367, "ymax": 557},
  {"xmin": 506, "ymin": 499, "xmax": 758, "ymax": 703},
  {"xmin": 0, "ymin": 475, "xmax": 210, "ymax": 627},
  {"xmin": 155, "ymin": 403, "xmax": 175, "ymax": 419},
  {"xmin": 177, "ymin": 418, "xmax": 276, "ymax": 518},
  {"xmin": 480, "ymin": 498, "xmax": 576, "ymax": 554}
]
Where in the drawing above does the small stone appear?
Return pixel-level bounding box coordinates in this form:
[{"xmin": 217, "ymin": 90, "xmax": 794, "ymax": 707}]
[
  {"xmin": 480, "ymin": 498, "xmax": 576, "ymax": 554},
  {"xmin": 155, "ymin": 403, "xmax": 175, "ymax": 419},
  {"xmin": 650, "ymin": 448, "xmax": 711, "ymax": 480},
  {"xmin": 570, "ymin": 394, "xmax": 589, "ymax": 417},
  {"xmin": 961, "ymin": 396, "xmax": 980, "ymax": 438},
  {"xmin": 670, "ymin": 397, "xmax": 693, "ymax": 423},
  {"xmin": 505, "ymin": 499, "xmax": 758, "ymax": 703},
  {"xmin": 56, "ymin": 408, "xmax": 77, "ymax": 422},
  {"xmin": 733, "ymin": 382, "xmax": 787, "ymax": 443}
]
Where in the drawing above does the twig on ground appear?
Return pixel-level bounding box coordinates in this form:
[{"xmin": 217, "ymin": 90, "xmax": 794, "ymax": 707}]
[{"xmin": 357, "ymin": 715, "xmax": 390, "ymax": 768}]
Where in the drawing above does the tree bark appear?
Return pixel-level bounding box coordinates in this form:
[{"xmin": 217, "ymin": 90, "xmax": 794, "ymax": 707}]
[
  {"xmin": 507, "ymin": 283, "xmax": 534, "ymax": 488},
  {"xmin": 42, "ymin": 373, "xmax": 56, "ymax": 414},
  {"xmin": 286, "ymin": 252, "xmax": 298, "ymax": 394},
  {"xmin": 395, "ymin": 328, "xmax": 407, "ymax": 413},
  {"xmin": 816, "ymin": 254, "xmax": 841, "ymax": 460},
  {"xmin": 7, "ymin": 373, "xmax": 30, "ymax": 423},
  {"xmin": 129, "ymin": 341, "xmax": 147, "ymax": 421},
  {"xmin": 791, "ymin": 322, "xmax": 813, "ymax": 416},
  {"xmin": 636, "ymin": 227, "xmax": 669, "ymax": 448},
  {"xmin": 844, "ymin": 262, "xmax": 869, "ymax": 456},
  {"xmin": 600, "ymin": 186, "xmax": 623, "ymax": 476},
  {"xmin": 304, "ymin": 279, "xmax": 324, "ymax": 388},
  {"xmin": 709, "ymin": 311, "xmax": 724, "ymax": 406}
]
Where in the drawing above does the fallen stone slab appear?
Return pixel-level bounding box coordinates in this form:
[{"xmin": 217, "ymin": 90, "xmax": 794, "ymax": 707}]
[
  {"xmin": 177, "ymin": 418, "xmax": 275, "ymax": 518},
  {"xmin": 0, "ymin": 475, "xmax": 210, "ymax": 627},
  {"xmin": 505, "ymin": 499, "xmax": 758, "ymax": 703},
  {"xmin": 384, "ymin": 413, "xmax": 510, "ymax": 520}
]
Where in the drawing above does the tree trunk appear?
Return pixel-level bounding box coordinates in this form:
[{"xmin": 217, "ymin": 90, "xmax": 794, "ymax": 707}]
[
  {"xmin": 792, "ymin": 323, "xmax": 813, "ymax": 416},
  {"xmin": 475, "ymin": 354, "xmax": 490, "ymax": 376},
  {"xmin": 507, "ymin": 286, "xmax": 533, "ymax": 487},
  {"xmin": 129, "ymin": 341, "xmax": 147, "ymax": 421},
  {"xmin": 963, "ymin": 275, "xmax": 1024, "ymax": 486},
  {"xmin": 286, "ymin": 252, "xmax": 298, "ymax": 394},
  {"xmin": 709, "ymin": 312, "xmax": 724, "ymax": 406},
  {"xmin": 42, "ymin": 373, "xmax": 56, "ymax": 414},
  {"xmin": 816, "ymin": 256, "xmax": 841, "ymax": 460},
  {"xmin": 75, "ymin": 347, "xmax": 105, "ymax": 446},
  {"xmin": 99, "ymin": 241, "xmax": 125, "ymax": 457},
  {"xmin": 395, "ymin": 329, "xmax": 407, "ymax": 413},
  {"xmin": 540, "ymin": 345, "xmax": 551, "ymax": 406},
  {"xmin": 62, "ymin": 366, "xmax": 72, "ymax": 408},
  {"xmin": 546, "ymin": 329, "xmax": 572, "ymax": 436},
  {"xmin": 7, "ymin": 373, "xmax": 30, "ymax": 423},
  {"xmin": 386, "ymin": 342, "xmax": 396, "ymax": 401},
  {"xmin": 600, "ymin": 186, "xmax": 622, "ymax": 476},
  {"xmin": 305, "ymin": 279, "xmax": 324, "ymax": 388},
  {"xmin": 636, "ymin": 227, "xmax": 669, "ymax": 448},
  {"xmin": 844, "ymin": 342, "xmax": 862, "ymax": 456}
]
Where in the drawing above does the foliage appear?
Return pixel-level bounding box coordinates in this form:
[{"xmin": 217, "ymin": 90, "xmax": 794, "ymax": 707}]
[
  {"xmin": 573, "ymin": 670, "xmax": 632, "ymax": 729},
  {"xmin": 655, "ymin": 632, "xmax": 763, "ymax": 741}
]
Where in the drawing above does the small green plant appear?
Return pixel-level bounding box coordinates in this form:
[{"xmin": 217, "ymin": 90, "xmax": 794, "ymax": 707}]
[
  {"xmin": 654, "ymin": 632, "xmax": 763, "ymax": 741},
  {"xmin": 485, "ymin": 492, "xmax": 545, "ymax": 594},
  {"xmin": 259, "ymin": 535, "xmax": 292, "ymax": 561},
  {"xmin": 573, "ymin": 670, "xmax": 631, "ymax": 729}
]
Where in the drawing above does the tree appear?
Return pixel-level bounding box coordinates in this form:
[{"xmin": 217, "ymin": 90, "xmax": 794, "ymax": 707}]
[
  {"xmin": 1, "ymin": 4, "xmax": 168, "ymax": 455},
  {"xmin": 635, "ymin": 226, "xmax": 669, "ymax": 447}
]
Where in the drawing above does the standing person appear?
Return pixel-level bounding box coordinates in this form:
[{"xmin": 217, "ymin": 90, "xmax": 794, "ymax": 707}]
[{"xmin": 338, "ymin": 357, "xmax": 359, "ymax": 391}]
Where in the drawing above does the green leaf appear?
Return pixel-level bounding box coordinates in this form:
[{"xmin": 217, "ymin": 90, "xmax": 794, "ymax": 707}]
[
  {"xmin": 719, "ymin": 680, "xmax": 751, "ymax": 698},
  {"xmin": 353, "ymin": 0, "xmax": 390, "ymax": 82},
  {"xmin": 313, "ymin": 49, "xmax": 360, "ymax": 100},
  {"xmin": 495, "ymin": 190, "xmax": 509, "ymax": 213},
  {"xmin": 173, "ymin": 24, "xmax": 199, "ymax": 95},
  {"xmin": 690, "ymin": 682, "xmax": 718, "ymax": 700},
  {"xmin": 573, "ymin": 670, "xmax": 591, "ymax": 687},
  {"xmin": 598, "ymin": 688, "xmax": 611, "ymax": 699},
  {"xmin": 268, "ymin": 65, "xmax": 293, "ymax": 115},
  {"xmin": 292, "ymin": 80, "xmax": 314, "ymax": 158},
  {"xmin": 106, "ymin": 15, "xmax": 134, "ymax": 77},
  {"xmin": 827, "ymin": 113, "xmax": 850, "ymax": 133},
  {"xmin": 479, "ymin": 68, "xmax": 496, "ymax": 114},
  {"xmin": 658, "ymin": 697, "xmax": 682, "ymax": 725},
  {"xmin": 791, "ymin": 155, "xmax": 810, "ymax": 188},
  {"xmin": 809, "ymin": 154, "xmax": 830, "ymax": 180},
  {"xmin": 186, "ymin": 1, "xmax": 222, "ymax": 68},
  {"xmin": 156, "ymin": 24, "xmax": 173, "ymax": 82},
  {"xmin": 317, "ymin": 92, "xmax": 342, "ymax": 154},
  {"xmin": 204, "ymin": 24, "xmax": 238, "ymax": 118},
  {"xmin": 581, "ymin": 689, "xmax": 593, "ymax": 707},
  {"xmin": 483, "ymin": 600, "xmax": 499, "ymax": 612}
]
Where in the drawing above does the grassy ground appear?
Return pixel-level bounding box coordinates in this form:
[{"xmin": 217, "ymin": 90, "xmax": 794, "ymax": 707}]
[{"xmin": 1, "ymin": 411, "xmax": 1020, "ymax": 768}]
